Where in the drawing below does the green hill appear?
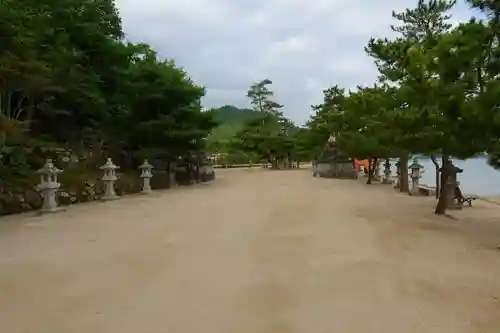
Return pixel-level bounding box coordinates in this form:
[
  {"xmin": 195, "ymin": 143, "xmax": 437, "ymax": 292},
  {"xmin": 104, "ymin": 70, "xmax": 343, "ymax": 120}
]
[
  {"xmin": 210, "ymin": 105, "xmax": 258, "ymax": 125},
  {"xmin": 206, "ymin": 105, "xmax": 259, "ymax": 152}
]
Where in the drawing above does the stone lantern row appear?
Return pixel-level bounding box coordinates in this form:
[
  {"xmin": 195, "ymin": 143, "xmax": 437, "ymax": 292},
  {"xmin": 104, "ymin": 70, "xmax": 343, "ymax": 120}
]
[
  {"xmin": 358, "ymin": 159, "xmax": 394, "ymax": 183},
  {"xmin": 36, "ymin": 158, "xmax": 154, "ymax": 214},
  {"xmin": 358, "ymin": 158, "xmax": 427, "ymax": 194},
  {"xmin": 361, "ymin": 157, "xmax": 462, "ymax": 199}
]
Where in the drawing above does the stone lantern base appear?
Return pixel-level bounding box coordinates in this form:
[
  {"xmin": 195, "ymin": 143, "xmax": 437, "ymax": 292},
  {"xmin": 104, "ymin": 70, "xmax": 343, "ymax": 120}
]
[
  {"xmin": 101, "ymin": 195, "xmax": 119, "ymax": 201},
  {"xmin": 409, "ymin": 177, "xmax": 422, "ymax": 196},
  {"xmin": 38, "ymin": 206, "xmax": 65, "ymax": 215}
]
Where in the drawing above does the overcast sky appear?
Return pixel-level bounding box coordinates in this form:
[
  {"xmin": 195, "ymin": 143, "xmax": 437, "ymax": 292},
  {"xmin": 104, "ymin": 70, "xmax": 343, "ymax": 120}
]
[{"xmin": 116, "ymin": 0, "xmax": 476, "ymax": 125}]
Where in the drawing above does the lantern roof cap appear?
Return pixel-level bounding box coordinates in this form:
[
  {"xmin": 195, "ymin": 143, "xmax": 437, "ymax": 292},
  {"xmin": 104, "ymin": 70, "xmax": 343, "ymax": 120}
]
[
  {"xmin": 409, "ymin": 158, "xmax": 423, "ymax": 169},
  {"xmin": 139, "ymin": 159, "xmax": 153, "ymax": 169},
  {"xmin": 100, "ymin": 158, "xmax": 119, "ymax": 170},
  {"xmin": 36, "ymin": 158, "xmax": 62, "ymax": 174}
]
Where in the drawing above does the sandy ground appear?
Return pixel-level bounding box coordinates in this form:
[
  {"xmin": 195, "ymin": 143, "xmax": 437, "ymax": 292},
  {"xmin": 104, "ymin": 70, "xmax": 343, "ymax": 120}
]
[{"xmin": 1, "ymin": 167, "xmax": 500, "ymax": 333}]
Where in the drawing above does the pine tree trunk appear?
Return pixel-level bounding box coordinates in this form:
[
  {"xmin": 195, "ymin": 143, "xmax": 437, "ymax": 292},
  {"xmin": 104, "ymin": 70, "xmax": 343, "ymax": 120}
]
[
  {"xmin": 430, "ymin": 155, "xmax": 440, "ymax": 199},
  {"xmin": 367, "ymin": 157, "xmax": 377, "ymax": 184},
  {"xmin": 435, "ymin": 155, "xmax": 450, "ymax": 215},
  {"xmin": 399, "ymin": 154, "xmax": 409, "ymax": 193}
]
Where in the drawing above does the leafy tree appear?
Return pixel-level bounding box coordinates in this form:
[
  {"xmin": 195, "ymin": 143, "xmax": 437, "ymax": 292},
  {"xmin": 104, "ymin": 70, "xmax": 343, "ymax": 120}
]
[
  {"xmin": 305, "ymin": 86, "xmax": 347, "ymax": 158},
  {"xmin": 337, "ymin": 86, "xmax": 400, "ymax": 183},
  {"xmin": 0, "ymin": 0, "xmax": 55, "ymax": 147},
  {"xmin": 365, "ymin": 0, "xmax": 470, "ymax": 214},
  {"xmin": 463, "ymin": 1, "xmax": 500, "ymax": 169},
  {"xmin": 290, "ymin": 128, "xmax": 315, "ymax": 165},
  {"xmin": 0, "ymin": 0, "xmax": 217, "ymax": 186},
  {"xmin": 235, "ymin": 80, "xmax": 302, "ymax": 168},
  {"xmin": 304, "ymin": 0, "xmax": 497, "ymax": 215},
  {"xmin": 235, "ymin": 113, "xmax": 285, "ymax": 167}
]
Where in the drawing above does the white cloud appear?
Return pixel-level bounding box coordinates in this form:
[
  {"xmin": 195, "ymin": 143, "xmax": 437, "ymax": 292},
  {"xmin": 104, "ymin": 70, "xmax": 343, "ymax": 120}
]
[{"xmin": 116, "ymin": 0, "xmax": 477, "ymax": 124}]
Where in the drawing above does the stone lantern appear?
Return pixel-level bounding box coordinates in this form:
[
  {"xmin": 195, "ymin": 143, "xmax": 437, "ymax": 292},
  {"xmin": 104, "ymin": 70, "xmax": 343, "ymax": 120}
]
[
  {"xmin": 382, "ymin": 159, "xmax": 392, "ymax": 184},
  {"xmin": 139, "ymin": 159, "xmax": 153, "ymax": 193},
  {"xmin": 36, "ymin": 159, "xmax": 63, "ymax": 213},
  {"xmin": 394, "ymin": 160, "xmax": 401, "ymax": 189},
  {"xmin": 409, "ymin": 158, "xmax": 424, "ymax": 195},
  {"xmin": 100, "ymin": 158, "xmax": 119, "ymax": 200}
]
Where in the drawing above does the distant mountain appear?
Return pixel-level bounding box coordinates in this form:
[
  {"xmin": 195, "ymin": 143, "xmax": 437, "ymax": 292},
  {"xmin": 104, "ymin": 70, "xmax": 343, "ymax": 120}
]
[
  {"xmin": 205, "ymin": 105, "xmax": 259, "ymax": 150},
  {"xmin": 210, "ymin": 105, "xmax": 258, "ymax": 124}
]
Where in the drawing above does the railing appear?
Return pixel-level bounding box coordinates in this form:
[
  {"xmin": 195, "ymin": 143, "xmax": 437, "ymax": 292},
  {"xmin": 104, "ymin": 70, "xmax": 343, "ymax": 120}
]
[{"xmin": 213, "ymin": 163, "xmax": 267, "ymax": 168}]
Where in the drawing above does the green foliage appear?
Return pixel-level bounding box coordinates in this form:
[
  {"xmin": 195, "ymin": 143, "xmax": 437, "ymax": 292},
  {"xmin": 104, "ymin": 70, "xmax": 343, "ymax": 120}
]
[
  {"xmin": 247, "ymin": 79, "xmax": 283, "ymax": 115},
  {"xmin": 0, "ymin": 0, "xmax": 216, "ymax": 171},
  {"xmin": 210, "ymin": 105, "xmax": 258, "ymax": 124},
  {"xmin": 304, "ymin": 0, "xmax": 500, "ymax": 214},
  {"xmin": 234, "ymin": 110, "xmax": 308, "ymax": 164},
  {"xmin": 390, "ymin": 0, "xmax": 456, "ymax": 41},
  {"xmin": 233, "ymin": 80, "xmax": 310, "ymax": 165},
  {"xmin": 206, "ymin": 82, "xmax": 313, "ymax": 166},
  {"xmin": 205, "ymin": 106, "xmax": 260, "ymax": 163}
]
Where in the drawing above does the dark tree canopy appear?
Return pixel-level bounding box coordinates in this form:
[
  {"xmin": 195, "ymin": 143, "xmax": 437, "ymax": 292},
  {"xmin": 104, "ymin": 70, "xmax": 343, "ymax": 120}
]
[
  {"xmin": 303, "ymin": 0, "xmax": 500, "ymax": 214},
  {"xmin": 0, "ymin": 0, "xmax": 216, "ymax": 166}
]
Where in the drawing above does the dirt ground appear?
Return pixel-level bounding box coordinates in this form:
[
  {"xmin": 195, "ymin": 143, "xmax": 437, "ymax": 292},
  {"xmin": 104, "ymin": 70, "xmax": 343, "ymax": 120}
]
[{"xmin": 1, "ymin": 167, "xmax": 500, "ymax": 333}]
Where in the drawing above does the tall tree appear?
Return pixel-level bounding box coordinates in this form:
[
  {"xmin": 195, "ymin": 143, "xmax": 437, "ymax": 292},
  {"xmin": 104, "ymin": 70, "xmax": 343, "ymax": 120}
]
[
  {"xmin": 464, "ymin": 1, "xmax": 500, "ymax": 169},
  {"xmin": 366, "ymin": 0, "xmax": 463, "ymax": 213},
  {"xmin": 0, "ymin": 0, "xmax": 217, "ymax": 183},
  {"xmin": 247, "ymin": 79, "xmax": 283, "ymax": 115},
  {"xmin": 306, "ymin": 86, "xmax": 347, "ymax": 158}
]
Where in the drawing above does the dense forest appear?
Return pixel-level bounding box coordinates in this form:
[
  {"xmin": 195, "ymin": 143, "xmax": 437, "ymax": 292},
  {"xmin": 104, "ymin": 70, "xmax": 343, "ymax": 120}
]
[
  {"xmin": 0, "ymin": 0, "xmax": 218, "ymax": 182},
  {"xmin": 302, "ymin": 0, "xmax": 500, "ymax": 215},
  {"xmin": 0, "ymin": 0, "xmax": 223, "ymax": 214}
]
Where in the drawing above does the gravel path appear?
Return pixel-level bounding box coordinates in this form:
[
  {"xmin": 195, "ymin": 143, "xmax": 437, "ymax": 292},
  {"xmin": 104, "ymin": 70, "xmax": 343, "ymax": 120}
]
[{"xmin": 1, "ymin": 168, "xmax": 500, "ymax": 333}]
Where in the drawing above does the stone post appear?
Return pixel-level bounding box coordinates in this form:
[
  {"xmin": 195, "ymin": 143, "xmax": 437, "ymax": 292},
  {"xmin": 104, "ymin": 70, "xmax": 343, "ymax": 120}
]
[
  {"xmin": 373, "ymin": 161, "xmax": 382, "ymax": 181},
  {"xmin": 169, "ymin": 168, "xmax": 176, "ymax": 187},
  {"xmin": 100, "ymin": 158, "xmax": 119, "ymax": 200},
  {"xmin": 394, "ymin": 160, "xmax": 401, "ymax": 189},
  {"xmin": 139, "ymin": 159, "xmax": 153, "ymax": 193},
  {"xmin": 36, "ymin": 159, "xmax": 63, "ymax": 213},
  {"xmin": 409, "ymin": 158, "xmax": 424, "ymax": 195},
  {"xmin": 382, "ymin": 159, "xmax": 392, "ymax": 184},
  {"xmin": 446, "ymin": 162, "xmax": 463, "ymax": 209}
]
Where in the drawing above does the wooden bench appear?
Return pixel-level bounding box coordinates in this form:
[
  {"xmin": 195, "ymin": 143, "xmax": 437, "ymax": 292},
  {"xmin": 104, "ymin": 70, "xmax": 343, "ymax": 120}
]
[
  {"xmin": 457, "ymin": 196, "xmax": 477, "ymax": 207},
  {"xmin": 455, "ymin": 186, "xmax": 477, "ymax": 207}
]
